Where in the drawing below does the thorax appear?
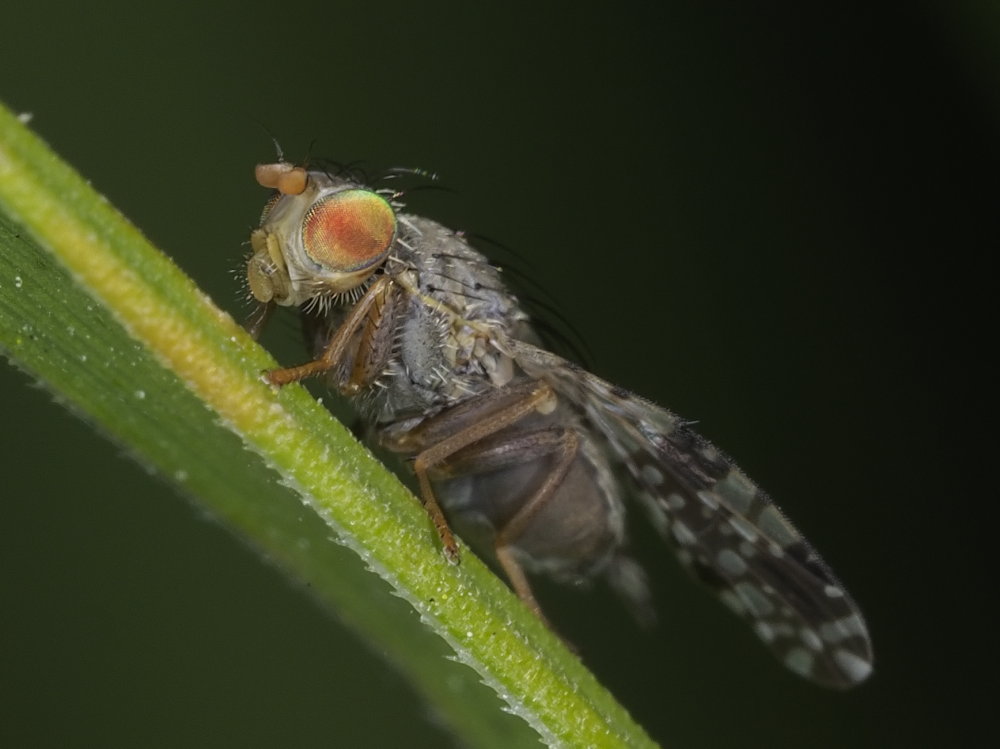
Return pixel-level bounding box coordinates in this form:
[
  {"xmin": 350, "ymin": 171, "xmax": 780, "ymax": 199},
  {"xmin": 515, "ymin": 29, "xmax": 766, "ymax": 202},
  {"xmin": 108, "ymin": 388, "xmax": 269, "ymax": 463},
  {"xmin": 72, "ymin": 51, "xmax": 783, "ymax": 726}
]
[{"xmin": 347, "ymin": 214, "xmax": 535, "ymax": 428}]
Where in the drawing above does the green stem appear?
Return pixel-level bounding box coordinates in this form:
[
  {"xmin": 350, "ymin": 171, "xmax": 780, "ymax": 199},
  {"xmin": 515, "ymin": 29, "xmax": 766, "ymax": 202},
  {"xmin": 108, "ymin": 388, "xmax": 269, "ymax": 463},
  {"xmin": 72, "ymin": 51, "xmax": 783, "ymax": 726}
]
[{"xmin": 0, "ymin": 102, "xmax": 658, "ymax": 749}]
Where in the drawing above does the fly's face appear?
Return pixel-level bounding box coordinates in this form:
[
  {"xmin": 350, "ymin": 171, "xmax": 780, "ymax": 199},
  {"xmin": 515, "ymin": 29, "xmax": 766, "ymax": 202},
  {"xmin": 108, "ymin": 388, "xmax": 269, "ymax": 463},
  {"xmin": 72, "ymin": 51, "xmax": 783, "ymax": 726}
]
[{"xmin": 247, "ymin": 163, "xmax": 397, "ymax": 308}]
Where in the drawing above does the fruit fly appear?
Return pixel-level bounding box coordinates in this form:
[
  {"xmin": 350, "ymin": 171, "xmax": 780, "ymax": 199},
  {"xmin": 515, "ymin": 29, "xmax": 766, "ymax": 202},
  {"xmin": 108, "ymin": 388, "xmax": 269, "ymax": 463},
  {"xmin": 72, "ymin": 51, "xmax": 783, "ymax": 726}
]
[{"xmin": 244, "ymin": 160, "xmax": 873, "ymax": 688}]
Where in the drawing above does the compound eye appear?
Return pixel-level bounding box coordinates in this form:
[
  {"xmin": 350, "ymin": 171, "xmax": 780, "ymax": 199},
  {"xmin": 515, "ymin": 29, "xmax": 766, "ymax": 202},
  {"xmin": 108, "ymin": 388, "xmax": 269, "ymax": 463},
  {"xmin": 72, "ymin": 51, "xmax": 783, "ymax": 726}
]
[{"xmin": 302, "ymin": 189, "xmax": 396, "ymax": 272}]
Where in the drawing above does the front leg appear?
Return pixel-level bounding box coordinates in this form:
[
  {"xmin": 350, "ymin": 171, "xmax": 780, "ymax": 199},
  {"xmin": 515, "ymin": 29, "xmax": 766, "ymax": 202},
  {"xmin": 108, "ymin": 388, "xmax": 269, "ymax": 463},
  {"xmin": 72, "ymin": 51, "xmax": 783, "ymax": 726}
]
[
  {"xmin": 244, "ymin": 300, "xmax": 275, "ymax": 341},
  {"xmin": 265, "ymin": 275, "xmax": 397, "ymax": 392}
]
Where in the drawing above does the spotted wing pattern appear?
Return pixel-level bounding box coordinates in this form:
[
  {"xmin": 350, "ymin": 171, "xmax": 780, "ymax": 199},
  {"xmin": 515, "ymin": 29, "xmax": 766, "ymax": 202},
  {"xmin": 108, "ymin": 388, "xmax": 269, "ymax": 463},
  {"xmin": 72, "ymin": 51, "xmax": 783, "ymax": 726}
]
[{"xmin": 509, "ymin": 340, "xmax": 873, "ymax": 688}]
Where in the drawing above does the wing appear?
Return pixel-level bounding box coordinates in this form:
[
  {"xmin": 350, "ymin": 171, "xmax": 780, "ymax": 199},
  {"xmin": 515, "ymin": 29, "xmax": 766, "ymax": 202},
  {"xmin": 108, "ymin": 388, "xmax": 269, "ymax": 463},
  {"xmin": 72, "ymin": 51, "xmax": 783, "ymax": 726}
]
[{"xmin": 509, "ymin": 340, "xmax": 873, "ymax": 689}]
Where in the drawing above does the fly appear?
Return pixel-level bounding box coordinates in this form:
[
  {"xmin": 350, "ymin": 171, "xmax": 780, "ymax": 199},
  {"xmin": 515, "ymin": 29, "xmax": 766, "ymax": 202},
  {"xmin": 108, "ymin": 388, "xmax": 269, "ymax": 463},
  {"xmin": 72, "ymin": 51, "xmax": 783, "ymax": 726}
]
[{"xmin": 244, "ymin": 160, "xmax": 873, "ymax": 688}]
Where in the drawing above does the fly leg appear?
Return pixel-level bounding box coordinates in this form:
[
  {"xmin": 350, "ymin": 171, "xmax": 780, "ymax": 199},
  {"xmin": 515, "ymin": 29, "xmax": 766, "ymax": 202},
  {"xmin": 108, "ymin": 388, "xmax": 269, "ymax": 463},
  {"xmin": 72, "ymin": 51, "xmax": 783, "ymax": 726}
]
[
  {"xmin": 245, "ymin": 300, "xmax": 275, "ymax": 340},
  {"xmin": 387, "ymin": 380, "xmax": 579, "ymax": 620},
  {"xmin": 387, "ymin": 379, "xmax": 557, "ymax": 562},
  {"xmin": 263, "ymin": 275, "xmax": 397, "ymax": 392},
  {"xmin": 443, "ymin": 427, "xmax": 579, "ymax": 622}
]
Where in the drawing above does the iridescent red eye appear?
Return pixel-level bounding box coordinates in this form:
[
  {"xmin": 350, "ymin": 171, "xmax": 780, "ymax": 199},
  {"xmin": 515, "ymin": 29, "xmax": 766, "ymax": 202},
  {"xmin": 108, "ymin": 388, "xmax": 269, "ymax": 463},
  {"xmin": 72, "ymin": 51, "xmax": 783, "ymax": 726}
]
[{"xmin": 302, "ymin": 189, "xmax": 396, "ymax": 272}]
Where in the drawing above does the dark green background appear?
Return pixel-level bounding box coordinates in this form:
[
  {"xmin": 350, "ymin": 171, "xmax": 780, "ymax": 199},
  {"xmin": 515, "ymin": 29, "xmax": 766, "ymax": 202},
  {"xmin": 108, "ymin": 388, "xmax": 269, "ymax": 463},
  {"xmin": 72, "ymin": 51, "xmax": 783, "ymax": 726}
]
[{"xmin": 2, "ymin": 2, "xmax": 995, "ymax": 747}]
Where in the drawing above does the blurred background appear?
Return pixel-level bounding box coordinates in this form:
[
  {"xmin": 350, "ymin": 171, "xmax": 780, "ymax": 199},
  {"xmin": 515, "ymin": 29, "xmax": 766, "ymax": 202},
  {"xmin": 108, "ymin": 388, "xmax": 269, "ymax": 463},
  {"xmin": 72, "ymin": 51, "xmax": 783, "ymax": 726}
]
[{"xmin": 2, "ymin": 2, "xmax": 996, "ymax": 747}]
